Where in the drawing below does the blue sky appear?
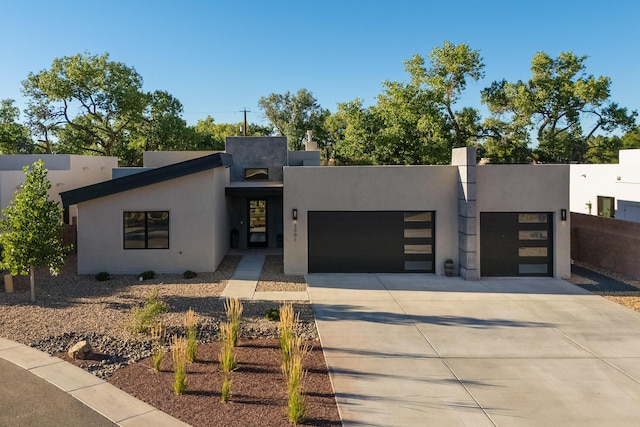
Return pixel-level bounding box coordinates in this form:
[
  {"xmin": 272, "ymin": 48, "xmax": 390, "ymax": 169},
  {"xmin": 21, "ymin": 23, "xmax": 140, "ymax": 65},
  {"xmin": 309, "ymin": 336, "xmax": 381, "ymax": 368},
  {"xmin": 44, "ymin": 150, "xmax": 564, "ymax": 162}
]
[{"xmin": 1, "ymin": 1, "xmax": 638, "ymax": 127}]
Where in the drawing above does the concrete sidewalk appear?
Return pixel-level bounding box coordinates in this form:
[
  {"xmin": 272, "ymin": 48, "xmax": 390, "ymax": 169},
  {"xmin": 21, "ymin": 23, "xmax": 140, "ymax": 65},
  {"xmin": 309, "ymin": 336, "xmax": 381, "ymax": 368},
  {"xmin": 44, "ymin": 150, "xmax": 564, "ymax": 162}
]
[
  {"xmin": 0, "ymin": 338, "xmax": 189, "ymax": 426},
  {"xmin": 307, "ymin": 273, "xmax": 640, "ymax": 426},
  {"xmin": 220, "ymin": 254, "xmax": 309, "ymax": 301}
]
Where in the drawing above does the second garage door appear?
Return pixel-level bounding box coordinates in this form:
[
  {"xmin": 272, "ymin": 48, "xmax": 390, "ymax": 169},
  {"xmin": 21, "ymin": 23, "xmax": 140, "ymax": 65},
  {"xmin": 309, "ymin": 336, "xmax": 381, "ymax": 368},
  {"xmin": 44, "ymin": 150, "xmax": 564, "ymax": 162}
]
[
  {"xmin": 480, "ymin": 212, "xmax": 553, "ymax": 277},
  {"xmin": 308, "ymin": 211, "xmax": 435, "ymax": 273}
]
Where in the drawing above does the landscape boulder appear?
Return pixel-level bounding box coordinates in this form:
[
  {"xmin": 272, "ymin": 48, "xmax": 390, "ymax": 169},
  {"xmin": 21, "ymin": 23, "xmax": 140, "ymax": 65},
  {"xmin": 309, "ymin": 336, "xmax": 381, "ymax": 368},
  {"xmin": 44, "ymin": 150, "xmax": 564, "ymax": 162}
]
[{"xmin": 68, "ymin": 340, "xmax": 93, "ymax": 360}]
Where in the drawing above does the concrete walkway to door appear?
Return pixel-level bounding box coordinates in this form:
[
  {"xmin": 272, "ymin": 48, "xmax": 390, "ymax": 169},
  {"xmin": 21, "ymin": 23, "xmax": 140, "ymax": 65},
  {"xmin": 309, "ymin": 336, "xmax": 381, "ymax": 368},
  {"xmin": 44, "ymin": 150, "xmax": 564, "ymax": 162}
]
[{"xmin": 306, "ymin": 274, "xmax": 640, "ymax": 426}]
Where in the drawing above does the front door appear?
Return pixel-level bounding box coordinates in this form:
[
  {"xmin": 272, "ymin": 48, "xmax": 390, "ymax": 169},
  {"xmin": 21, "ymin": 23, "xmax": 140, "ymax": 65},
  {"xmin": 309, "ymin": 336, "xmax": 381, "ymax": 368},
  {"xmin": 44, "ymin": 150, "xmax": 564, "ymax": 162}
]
[{"xmin": 248, "ymin": 199, "xmax": 267, "ymax": 247}]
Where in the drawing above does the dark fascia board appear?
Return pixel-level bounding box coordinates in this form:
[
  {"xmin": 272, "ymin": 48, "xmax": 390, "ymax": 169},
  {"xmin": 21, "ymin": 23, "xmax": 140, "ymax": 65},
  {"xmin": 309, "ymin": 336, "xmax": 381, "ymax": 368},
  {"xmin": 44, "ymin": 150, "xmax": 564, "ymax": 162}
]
[{"xmin": 60, "ymin": 153, "xmax": 233, "ymax": 207}]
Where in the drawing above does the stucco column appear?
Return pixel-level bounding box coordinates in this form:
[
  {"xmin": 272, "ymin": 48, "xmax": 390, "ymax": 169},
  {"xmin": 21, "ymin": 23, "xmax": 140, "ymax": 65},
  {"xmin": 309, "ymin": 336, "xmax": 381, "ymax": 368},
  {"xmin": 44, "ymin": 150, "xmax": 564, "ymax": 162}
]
[{"xmin": 451, "ymin": 147, "xmax": 479, "ymax": 280}]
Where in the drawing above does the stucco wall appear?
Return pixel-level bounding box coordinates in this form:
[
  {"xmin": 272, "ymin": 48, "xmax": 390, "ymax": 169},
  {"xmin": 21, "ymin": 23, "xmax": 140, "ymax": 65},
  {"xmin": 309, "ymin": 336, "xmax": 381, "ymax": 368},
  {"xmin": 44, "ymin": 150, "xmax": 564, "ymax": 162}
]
[
  {"xmin": 476, "ymin": 164, "xmax": 571, "ymax": 278},
  {"xmin": 226, "ymin": 137, "xmax": 287, "ymax": 182},
  {"xmin": 570, "ymin": 162, "xmax": 640, "ymax": 221},
  {"xmin": 0, "ymin": 155, "xmax": 117, "ymax": 221},
  {"xmin": 76, "ymin": 167, "xmax": 229, "ymax": 274},
  {"xmin": 283, "ymin": 165, "xmax": 459, "ymax": 275},
  {"xmin": 142, "ymin": 151, "xmax": 218, "ymax": 168}
]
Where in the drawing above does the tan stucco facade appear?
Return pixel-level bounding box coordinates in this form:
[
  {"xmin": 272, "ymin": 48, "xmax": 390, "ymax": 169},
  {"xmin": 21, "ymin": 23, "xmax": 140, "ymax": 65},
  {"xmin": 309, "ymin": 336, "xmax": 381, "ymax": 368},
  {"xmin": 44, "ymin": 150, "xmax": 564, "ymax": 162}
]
[
  {"xmin": 476, "ymin": 164, "xmax": 571, "ymax": 278},
  {"xmin": 76, "ymin": 167, "xmax": 229, "ymax": 274},
  {"xmin": 283, "ymin": 165, "xmax": 460, "ymax": 275}
]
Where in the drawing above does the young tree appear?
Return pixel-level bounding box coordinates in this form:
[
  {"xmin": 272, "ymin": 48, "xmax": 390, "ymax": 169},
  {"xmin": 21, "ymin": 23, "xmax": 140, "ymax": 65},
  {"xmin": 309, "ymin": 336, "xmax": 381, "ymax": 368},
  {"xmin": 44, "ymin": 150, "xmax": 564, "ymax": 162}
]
[{"xmin": 0, "ymin": 160, "xmax": 67, "ymax": 302}]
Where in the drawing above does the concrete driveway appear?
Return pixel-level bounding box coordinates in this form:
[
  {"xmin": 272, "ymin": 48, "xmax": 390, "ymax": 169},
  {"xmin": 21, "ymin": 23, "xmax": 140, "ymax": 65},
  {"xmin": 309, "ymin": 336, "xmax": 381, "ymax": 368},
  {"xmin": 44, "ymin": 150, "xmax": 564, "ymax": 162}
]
[{"xmin": 306, "ymin": 274, "xmax": 640, "ymax": 426}]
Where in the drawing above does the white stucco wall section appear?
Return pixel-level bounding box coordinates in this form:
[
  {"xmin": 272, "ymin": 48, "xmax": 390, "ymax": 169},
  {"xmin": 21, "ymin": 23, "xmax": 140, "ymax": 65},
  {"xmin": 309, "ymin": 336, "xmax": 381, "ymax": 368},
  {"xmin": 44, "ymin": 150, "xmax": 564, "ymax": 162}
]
[
  {"xmin": 0, "ymin": 155, "xmax": 117, "ymax": 220},
  {"xmin": 283, "ymin": 165, "xmax": 459, "ymax": 275},
  {"xmin": 76, "ymin": 167, "xmax": 229, "ymax": 274},
  {"xmin": 570, "ymin": 155, "xmax": 640, "ymax": 221},
  {"xmin": 476, "ymin": 164, "xmax": 571, "ymax": 278}
]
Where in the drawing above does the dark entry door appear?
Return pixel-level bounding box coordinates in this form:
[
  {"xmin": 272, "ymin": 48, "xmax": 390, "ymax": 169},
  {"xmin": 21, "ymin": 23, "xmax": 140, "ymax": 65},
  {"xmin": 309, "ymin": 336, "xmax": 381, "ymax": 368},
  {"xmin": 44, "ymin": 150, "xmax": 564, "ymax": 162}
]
[
  {"xmin": 480, "ymin": 212, "xmax": 553, "ymax": 276},
  {"xmin": 248, "ymin": 199, "xmax": 267, "ymax": 247},
  {"xmin": 308, "ymin": 211, "xmax": 435, "ymax": 273}
]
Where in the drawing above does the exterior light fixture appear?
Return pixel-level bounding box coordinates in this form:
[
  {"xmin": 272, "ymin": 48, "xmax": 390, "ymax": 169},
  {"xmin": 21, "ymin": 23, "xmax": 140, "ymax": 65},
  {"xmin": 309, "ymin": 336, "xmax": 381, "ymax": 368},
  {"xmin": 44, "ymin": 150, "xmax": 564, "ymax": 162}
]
[
  {"xmin": 561, "ymin": 209, "xmax": 567, "ymax": 221},
  {"xmin": 292, "ymin": 208, "xmax": 298, "ymax": 221}
]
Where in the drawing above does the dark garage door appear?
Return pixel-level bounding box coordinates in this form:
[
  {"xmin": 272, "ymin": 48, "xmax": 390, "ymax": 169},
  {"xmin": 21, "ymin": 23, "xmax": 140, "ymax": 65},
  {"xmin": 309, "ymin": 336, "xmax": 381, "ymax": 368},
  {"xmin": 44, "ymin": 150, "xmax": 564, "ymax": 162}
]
[
  {"xmin": 480, "ymin": 212, "xmax": 553, "ymax": 277},
  {"xmin": 308, "ymin": 211, "xmax": 435, "ymax": 273}
]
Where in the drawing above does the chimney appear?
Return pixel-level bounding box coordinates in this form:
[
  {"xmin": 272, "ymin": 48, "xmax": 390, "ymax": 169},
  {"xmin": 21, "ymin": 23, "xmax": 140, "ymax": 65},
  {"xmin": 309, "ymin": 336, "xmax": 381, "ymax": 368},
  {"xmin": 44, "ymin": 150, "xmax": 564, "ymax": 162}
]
[{"xmin": 306, "ymin": 130, "xmax": 317, "ymax": 151}]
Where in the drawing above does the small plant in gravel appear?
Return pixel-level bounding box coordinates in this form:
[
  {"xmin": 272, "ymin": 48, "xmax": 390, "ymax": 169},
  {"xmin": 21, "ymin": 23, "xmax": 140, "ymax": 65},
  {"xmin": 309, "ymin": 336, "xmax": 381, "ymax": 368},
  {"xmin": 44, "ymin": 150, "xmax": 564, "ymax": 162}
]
[
  {"xmin": 221, "ymin": 374, "xmax": 232, "ymax": 403},
  {"xmin": 264, "ymin": 308, "xmax": 280, "ymax": 321},
  {"xmin": 129, "ymin": 287, "xmax": 168, "ymax": 334},
  {"xmin": 95, "ymin": 271, "xmax": 111, "ymax": 281},
  {"xmin": 185, "ymin": 308, "xmax": 198, "ymax": 362},
  {"xmin": 219, "ymin": 322, "xmax": 238, "ymax": 372},
  {"xmin": 139, "ymin": 270, "xmax": 156, "ymax": 280},
  {"xmin": 171, "ymin": 334, "xmax": 188, "ymax": 395},
  {"xmin": 278, "ymin": 303, "xmax": 298, "ymax": 371},
  {"xmin": 224, "ymin": 297, "xmax": 243, "ymax": 346},
  {"xmin": 183, "ymin": 270, "xmax": 197, "ymax": 279},
  {"xmin": 150, "ymin": 323, "xmax": 165, "ymax": 373}
]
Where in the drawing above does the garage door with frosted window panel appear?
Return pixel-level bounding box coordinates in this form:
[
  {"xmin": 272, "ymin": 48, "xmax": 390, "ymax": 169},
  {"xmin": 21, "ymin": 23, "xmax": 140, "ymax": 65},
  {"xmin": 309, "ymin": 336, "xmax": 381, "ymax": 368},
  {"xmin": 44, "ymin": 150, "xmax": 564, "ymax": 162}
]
[
  {"xmin": 480, "ymin": 212, "xmax": 553, "ymax": 277},
  {"xmin": 308, "ymin": 211, "xmax": 435, "ymax": 273}
]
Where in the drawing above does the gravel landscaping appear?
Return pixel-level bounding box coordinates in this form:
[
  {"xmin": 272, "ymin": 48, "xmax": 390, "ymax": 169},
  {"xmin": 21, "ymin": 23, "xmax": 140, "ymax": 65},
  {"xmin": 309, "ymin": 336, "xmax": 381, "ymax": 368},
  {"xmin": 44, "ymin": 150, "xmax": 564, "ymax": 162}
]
[{"xmin": 0, "ymin": 254, "xmax": 318, "ymax": 378}]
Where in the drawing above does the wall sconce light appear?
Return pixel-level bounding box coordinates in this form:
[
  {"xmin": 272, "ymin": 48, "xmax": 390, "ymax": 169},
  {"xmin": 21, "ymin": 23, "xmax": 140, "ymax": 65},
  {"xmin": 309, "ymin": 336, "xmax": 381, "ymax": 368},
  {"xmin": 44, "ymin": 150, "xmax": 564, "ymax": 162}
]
[
  {"xmin": 561, "ymin": 209, "xmax": 567, "ymax": 221},
  {"xmin": 292, "ymin": 208, "xmax": 298, "ymax": 221},
  {"xmin": 617, "ymin": 176, "xmax": 621, "ymax": 181}
]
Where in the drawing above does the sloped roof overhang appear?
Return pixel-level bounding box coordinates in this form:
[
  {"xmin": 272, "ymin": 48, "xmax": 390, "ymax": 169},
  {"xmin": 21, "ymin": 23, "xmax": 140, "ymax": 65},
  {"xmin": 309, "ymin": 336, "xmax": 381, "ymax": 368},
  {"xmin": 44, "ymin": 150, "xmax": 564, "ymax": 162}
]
[{"xmin": 60, "ymin": 153, "xmax": 233, "ymax": 207}]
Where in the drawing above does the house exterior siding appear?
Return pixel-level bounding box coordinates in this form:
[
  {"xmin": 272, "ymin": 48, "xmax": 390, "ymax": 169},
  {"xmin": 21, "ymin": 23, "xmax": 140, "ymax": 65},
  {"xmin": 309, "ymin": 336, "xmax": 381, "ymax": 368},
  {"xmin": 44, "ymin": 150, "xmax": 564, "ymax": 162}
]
[{"xmin": 76, "ymin": 167, "xmax": 229, "ymax": 274}]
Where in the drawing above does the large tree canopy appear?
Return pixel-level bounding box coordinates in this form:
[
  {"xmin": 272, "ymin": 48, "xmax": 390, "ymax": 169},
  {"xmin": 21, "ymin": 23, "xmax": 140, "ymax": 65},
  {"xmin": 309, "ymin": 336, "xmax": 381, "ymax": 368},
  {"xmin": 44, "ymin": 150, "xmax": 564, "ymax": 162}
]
[
  {"xmin": 191, "ymin": 116, "xmax": 273, "ymax": 150},
  {"xmin": 21, "ymin": 52, "xmax": 193, "ymax": 165},
  {"xmin": 0, "ymin": 99, "xmax": 32, "ymax": 154},
  {"xmin": 328, "ymin": 41, "xmax": 484, "ymax": 165},
  {"xmin": 258, "ymin": 88, "xmax": 330, "ymax": 152},
  {"xmin": 481, "ymin": 51, "xmax": 637, "ymax": 163}
]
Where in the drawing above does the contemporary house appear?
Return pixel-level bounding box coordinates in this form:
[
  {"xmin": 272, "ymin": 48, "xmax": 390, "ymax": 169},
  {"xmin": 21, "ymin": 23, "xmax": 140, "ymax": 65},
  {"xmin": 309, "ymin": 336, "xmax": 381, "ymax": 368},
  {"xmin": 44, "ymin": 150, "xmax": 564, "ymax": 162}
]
[
  {"xmin": 57, "ymin": 137, "xmax": 571, "ymax": 279},
  {"xmin": 570, "ymin": 149, "xmax": 640, "ymax": 222}
]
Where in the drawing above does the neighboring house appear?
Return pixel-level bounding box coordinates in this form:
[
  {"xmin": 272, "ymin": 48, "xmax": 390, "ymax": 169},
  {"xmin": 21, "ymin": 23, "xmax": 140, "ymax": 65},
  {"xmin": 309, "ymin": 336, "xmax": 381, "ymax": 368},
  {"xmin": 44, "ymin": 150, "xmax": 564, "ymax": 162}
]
[
  {"xmin": 570, "ymin": 149, "xmax": 640, "ymax": 222},
  {"xmin": 0, "ymin": 154, "xmax": 118, "ymax": 222},
  {"xmin": 59, "ymin": 137, "xmax": 571, "ymax": 279}
]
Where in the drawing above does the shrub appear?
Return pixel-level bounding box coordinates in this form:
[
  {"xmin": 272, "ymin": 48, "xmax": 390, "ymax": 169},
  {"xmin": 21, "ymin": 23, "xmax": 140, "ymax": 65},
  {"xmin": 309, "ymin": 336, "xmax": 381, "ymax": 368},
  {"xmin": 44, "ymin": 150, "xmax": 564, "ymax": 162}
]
[
  {"xmin": 95, "ymin": 271, "xmax": 111, "ymax": 281},
  {"xmin": 224, "ymin": 297, "xmax": 243, "ymax": 346},
  {"xmin": 183, "ymin": 270, "xmax": 197, "ymax": 279},
  {"xmin": 264, "ymin": 308, "xmax": 280, "ymax": 321},
  {"xmin": 139, "ymin": 270, "xmax": 156, "ymax": 280},
  {"xmin": 185, "ymin": 308, "xmax": 198, "ymax": 362},
  {"xmin": 129, "ymin": 287, "xmax": 169, "ymax": 334},
  {"xmin": 150, "ymin": 323, "xmax": 165, "ymax": 373},
  {"xmin": 171, "ymin": 335, "xmax": 188, "ymax": 395}
]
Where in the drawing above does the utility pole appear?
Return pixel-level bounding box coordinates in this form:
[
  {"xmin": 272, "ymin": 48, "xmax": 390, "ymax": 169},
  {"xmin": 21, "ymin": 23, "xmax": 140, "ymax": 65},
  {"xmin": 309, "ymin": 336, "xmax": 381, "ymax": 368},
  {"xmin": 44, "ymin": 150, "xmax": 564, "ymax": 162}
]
[{"xmin": 241, "ymin": 108, "xmax": 250, "ymax": 136}]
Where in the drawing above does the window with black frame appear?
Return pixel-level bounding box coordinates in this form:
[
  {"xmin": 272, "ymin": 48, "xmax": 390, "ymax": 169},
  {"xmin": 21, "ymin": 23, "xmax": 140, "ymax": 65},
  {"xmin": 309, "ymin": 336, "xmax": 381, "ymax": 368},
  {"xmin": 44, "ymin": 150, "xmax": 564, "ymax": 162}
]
[{"xmin": 123, "ymin": 211, "xmax": 169, "ymax": 249}]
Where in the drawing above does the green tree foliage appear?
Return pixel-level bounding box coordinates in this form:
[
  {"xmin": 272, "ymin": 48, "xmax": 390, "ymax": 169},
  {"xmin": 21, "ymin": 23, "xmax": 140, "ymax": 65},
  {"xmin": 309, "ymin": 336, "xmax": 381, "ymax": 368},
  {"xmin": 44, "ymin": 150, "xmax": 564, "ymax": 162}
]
[
  {"xmin": 584, "ymin": 126, "xmax": 640, "ymax": 163},
  {"xmin": 191, "ymin": 116, "xmax": 273, "ymax": 150},
  {"xmin": 0, "ymin": 99, "xmax": 33, "ymax": 154},
  {"xmin": 329, "ymin": 41, "xmax": 484, "ymax": 165},
  {"xmin": 258, "ymin": 88, "xmax": 330, "ymax": 152},
  {"xmin": 21, "ymin": 52, "xmax": 193, "ymax": 165},
  {"xmin": 0, "ymin": 160, "xmax": 67, "ymax": 301},
  {"xmin": 481, "ymin": 51, "xmax": 637, "ymax": 163}
]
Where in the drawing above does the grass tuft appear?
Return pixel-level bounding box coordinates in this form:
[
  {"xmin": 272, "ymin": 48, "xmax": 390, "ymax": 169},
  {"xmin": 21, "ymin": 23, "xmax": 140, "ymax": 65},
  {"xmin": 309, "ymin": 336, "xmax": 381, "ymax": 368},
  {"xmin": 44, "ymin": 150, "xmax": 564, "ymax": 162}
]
[
  {"xmin": 129, "ymin": 287, "xmax": 168, "ymax": 334},
  {"xmin": 185, "ymin": 308, "xmax": 198, "ymax": 362},
  {"xmin": 221, "ymin": 374, "xmax": 232, "ymax": 403},
  {"xmin": 219, "ymin": 322, "xmax": 238, "ymax": 372},
  {"xmin": 224, "ymin": 297, "xmax": 243, "ymax": 346},
  {"xmin": 150, "ymin": 322, "xmax": 165, "ymax": 373},
  {"xmin": 171, "ymin": 334, "xmax": 188, "ymax": 395}
]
